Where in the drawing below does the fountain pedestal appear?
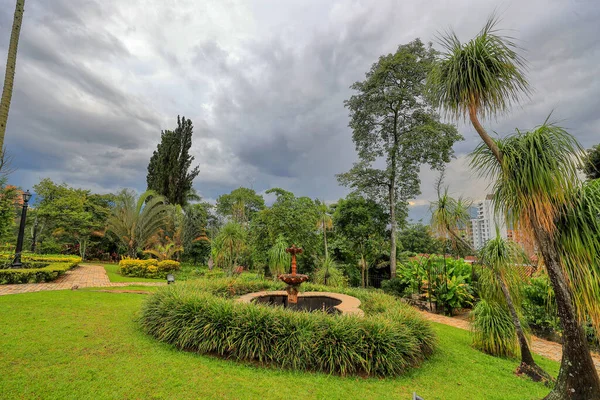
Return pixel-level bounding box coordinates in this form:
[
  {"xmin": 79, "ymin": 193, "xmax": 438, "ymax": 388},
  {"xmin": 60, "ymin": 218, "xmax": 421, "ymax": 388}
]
[{"xmin": 279, "ymin": 245, "xmax": 308, "ymax": 304}]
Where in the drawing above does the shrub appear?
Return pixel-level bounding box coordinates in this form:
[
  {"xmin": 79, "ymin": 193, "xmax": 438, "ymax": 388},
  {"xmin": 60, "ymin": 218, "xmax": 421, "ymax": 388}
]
[
  {"xmin": 471, "ymin": 299, "xmax": 518, "ymax": 357},
  {"xmin": 140, "ymin": 278, "xmax": 436, "ymax": 376},
  {"xmin": 0, "ymin": 261, "xmax": 79, "ymax": 284},
  {"xmin": 119, "ymin": 258, "xmax": 180, "ymax": 279},
  {"xmin": 312, "ymin": 257, "xmax": 347, "ymax": 287},
  {"xmin": 381, "ymin": 277, "xmax": 410, "ymax": 297}
]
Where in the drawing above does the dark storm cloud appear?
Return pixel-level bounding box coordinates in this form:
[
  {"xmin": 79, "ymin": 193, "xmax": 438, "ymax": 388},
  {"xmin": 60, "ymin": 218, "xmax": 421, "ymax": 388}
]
[{"xmin": 0, "ymin": 0, "xmax": 598, "ymax": 217}]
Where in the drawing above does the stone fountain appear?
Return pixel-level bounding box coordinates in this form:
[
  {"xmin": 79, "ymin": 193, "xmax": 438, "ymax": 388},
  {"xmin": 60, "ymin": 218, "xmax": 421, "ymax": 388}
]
[
  {"xmin": 278, "ymin": 244, "xmax": 309, "ymax": 304},
  {"xmin": 237, "ymin": 244, "xmax": 363, "ymax": 316}
]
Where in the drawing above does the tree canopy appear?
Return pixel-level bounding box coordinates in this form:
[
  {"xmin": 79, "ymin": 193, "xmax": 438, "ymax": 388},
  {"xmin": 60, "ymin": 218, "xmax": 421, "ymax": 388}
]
[
  {"xmin": 147, "ymin": 116, "xmax": 200, "ymax": 206},
  {"xmin": 216, "ymin": 187, "xmax": 265, "ymax": 224}
]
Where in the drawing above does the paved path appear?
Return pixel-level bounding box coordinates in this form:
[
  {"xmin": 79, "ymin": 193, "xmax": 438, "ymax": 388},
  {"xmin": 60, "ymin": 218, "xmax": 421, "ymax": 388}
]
[
  {"xmin": 0, "ymin": 264, "xmax": 165, "ymax": 296},
  {"xmin": 418, "ymin": 309, "xmax": 600, "ymax": 373}
]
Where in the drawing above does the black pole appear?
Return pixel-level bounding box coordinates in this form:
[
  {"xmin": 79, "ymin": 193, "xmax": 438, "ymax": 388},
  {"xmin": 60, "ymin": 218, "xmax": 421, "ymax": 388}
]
[{"xmin": 12, "ymin": 193, "xmax": 30, "ymax": 268}]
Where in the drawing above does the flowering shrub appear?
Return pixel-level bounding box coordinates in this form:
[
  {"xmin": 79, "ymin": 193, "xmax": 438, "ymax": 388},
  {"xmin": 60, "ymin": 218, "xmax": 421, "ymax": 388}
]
[{"xmin": 119, "ymin": 258, "xmax": 180, "ymax": 279}]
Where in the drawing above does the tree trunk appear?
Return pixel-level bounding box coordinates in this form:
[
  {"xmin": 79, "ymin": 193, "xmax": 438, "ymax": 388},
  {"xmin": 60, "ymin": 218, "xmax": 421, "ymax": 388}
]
[
  {"xmin": 361, "ymin": 254, "xmax": 366, "ymax": 288},
  {"xmin": 468, "ymin": 104, "xmax": 502, "ymax": 163},
  {"xmin": 389, "ymin": 184, "xmax": 397, "ymax": 278},
  {"xmin": 531, "ymin": 221, "xmax": 600, "ymax": 400},
  {"xmin": 323, "ymin": 216, "xmax": 328, "ymax": 259},
  {"xmin": 495, "ymin": 269, "xmax": 551, "ymax": 383},
  {"xmin": 0, "ymin": 0, "xmax": 25, "ymax": 152}
]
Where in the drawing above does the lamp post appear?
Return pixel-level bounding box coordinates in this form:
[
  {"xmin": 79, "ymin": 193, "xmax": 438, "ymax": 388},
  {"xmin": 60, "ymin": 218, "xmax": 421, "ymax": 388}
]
[{"xmin": 12, "ymin": 190, "xmax": 32, "ymax": 268}]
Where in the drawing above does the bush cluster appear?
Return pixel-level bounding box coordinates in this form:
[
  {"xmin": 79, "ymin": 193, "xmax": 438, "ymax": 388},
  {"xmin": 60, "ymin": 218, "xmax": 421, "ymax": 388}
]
[
  {"xmin": 140, "ymin": 277, "xmax": 436, "ymax": 376},
  {"xmin": 119, "ymin": 258, "xmax": 180, "ymax": 279},
  {"xmin": 0, "ymin": 254, "xmax": 81, "ymax": 284}
]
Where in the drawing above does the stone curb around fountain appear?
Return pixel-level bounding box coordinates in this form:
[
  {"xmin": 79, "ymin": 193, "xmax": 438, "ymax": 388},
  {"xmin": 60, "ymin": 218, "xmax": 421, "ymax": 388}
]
[{"xmin": 236, "ymin": 291, "xmax": 364, "ymax": 316}]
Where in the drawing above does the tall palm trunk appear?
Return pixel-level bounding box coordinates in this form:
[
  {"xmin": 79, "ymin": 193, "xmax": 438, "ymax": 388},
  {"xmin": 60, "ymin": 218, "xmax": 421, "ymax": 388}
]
[
  {"xmin": 468, "ymin": 104, "xmax": 502, "ymax": 162},
  {"xmin": 494, "ymin": 269, "xmax": 550, "ymax": 382},
  {"xmin": 532, "ymin": 221, "xmax": 600, "ymax": 400},
  {"xmin": 389, "ymin": 183, "xmax": 397, "ymax": 278},
  {"xmin": 0, "ymin": 0, "xmax": 25, "ymax": 153}
]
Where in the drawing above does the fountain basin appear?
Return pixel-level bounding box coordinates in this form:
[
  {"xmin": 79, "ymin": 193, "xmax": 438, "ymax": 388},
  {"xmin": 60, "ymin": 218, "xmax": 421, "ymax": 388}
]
[{"xmin": 236, "ymin": 291, "xmax": 364, "ymax": 316}]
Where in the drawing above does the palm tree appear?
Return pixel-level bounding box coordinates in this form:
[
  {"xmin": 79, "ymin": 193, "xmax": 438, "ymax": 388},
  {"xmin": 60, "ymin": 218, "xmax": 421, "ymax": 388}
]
[
  {"xmin": 316, "ymin": 200, "xmax": 333, "ymax": 258},
  {"xmin": 211, "ymin": 222, "xmax": 246, "ymax": 275},
  {"xmin": 478, "ymin": 234, "xmax": 551, "ymax": 382},
  {"xmin": 471, "ymin": 123, "xmax": 600, "ymax": 398},
  {"xmin": 0, "ymin": 0, "xmax": 25, "ymax": 154},
  {"xmin": 106, "ymin": 189, "xmax": 168, "ymax": 258},
  {"xmin": 143, "ymin": 242, "xmax": 184, "ymax": 261},
  {"xmin": 268, "ymin": 234, "xmax": 290, "ymax": 278},
  {"xmin": 429, "ymin": 16, "xmax": 600, "ymax": 397}
]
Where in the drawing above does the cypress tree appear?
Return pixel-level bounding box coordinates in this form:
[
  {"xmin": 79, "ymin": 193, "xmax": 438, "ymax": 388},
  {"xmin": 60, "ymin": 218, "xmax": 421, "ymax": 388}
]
[{"xmin": 147, "ymin": 116, "xmax": 200, "ymax": 206}]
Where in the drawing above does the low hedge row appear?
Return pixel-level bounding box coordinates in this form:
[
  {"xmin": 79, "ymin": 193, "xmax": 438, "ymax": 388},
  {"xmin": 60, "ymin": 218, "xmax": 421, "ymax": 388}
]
[
  {"xmin": 140, "ymin": 278, "xmax": 436, "ymax": 376},
  {"xmin": 120, "ymin": 259, "xmax": 180, "ymax": 279},
  {"xmin": 0, "ymin": 261, "xmax": 79, "ymax": 284}
]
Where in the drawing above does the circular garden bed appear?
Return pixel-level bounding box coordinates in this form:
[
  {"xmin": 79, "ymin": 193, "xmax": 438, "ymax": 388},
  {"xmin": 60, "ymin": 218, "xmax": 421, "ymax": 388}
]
[{"xmin": 139, "ymin": 277, "xmax": 436, "ymax": 377}]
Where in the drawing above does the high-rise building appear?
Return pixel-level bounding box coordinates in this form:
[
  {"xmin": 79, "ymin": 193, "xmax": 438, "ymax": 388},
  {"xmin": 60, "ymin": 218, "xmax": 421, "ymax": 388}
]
[{"xmin": 469, "ymin": 194, "xmax": 508, "ymax": 250}]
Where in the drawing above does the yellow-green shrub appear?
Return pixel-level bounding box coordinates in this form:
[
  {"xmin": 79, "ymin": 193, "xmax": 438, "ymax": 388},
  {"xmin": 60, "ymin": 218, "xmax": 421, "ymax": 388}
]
[
  {"xmin": 119, "ymin": 259, "xmax": 180, "ymax": 279},
  {"xmin": 0, "ymin": 261, "xmax": 79, "ymax": 284}
]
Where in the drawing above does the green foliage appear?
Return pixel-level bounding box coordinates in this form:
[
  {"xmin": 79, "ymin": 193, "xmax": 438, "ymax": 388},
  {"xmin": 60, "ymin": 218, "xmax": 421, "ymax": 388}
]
[
  {"xmin": 119, "ymin": 258, "xmax": 180, "ymax": 279},
  {"xmin": 0, "ymin": 179, "xmax": 17, "ymax": 242},
  {"xmin": 312, "ymin": 257, "xmax": 347, "ymax": 287},
  {"xmin": 32, "ymin": 179, "xmax": 113, "ymax": 259},
  {"xmin": 146, "ymin": 116, "xmax": 200, "ymax": 206},
  {"xmin": 397, "ymin": 224, "xmax": 443, "ymax": 254},
  {"xmin": 182, "ymin": 202, "xmax": 213, "ymax": 265},
  {"xmin": 581, "ymin": 144, "xmax": 600, "ymax": 180},
  {"xmin": 0, "ymin": 254, "xmax": 80, "ymax": 284},
  {"xmin": 471, "ymin": 299, "xmax": 518, "ymax": 358},
  {"xmin": 140, "ymin": 279, "xmax": 436, "ymax": 377},
  {"xmin": 249, "ymin": 189, "xmax": 320, "ymax": 273},
  {"xmin": 267, "ymin": 234, "xmax": 289, "ymax": 277},
  {"xmin": 428, "ymin": 15, "xmax": 529, "ymax": 121},
  {"xmin": 216, "ymin": 187, "xmax": 265, "ymax": 224},
  {"xmin": 381, "ymin": 277, "xmax": 410, "ymax": 297},
  {"xmin": 106, "ymin": 189, "xmax": 168, "ymax": 258},
  {"xmin": 211, "ymin": 222, "xmax": 247, "ymax": 275},
  {"xmin": 333, "ymin": 195, "xmax": 388, "ymax": 287},
  {"xmin": 522, "ymin": 274, "xmax": 560, "ymax": 334}
]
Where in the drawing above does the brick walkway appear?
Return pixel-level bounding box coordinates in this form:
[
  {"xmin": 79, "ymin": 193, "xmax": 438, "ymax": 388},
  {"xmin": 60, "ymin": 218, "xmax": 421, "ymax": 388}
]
[
  {"xmin": 417, "ymin": 309, "xmax": 600, "ymax": 373},
  {"xmin": 0, "ymin": 264, "xmax": 165, "ymax": 296}
]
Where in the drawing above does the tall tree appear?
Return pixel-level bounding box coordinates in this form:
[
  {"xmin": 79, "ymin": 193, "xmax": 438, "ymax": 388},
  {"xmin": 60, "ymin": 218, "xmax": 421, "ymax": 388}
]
[
  {"xmin": 315, "ymin": 200, "xmax": 333, "ymax": 259},
  {"xmin": 147, "ymin": 116, "xmax": 200, "ymax": 206},
  {"xmin": 106, "ymin": 189, "xmax": 168, "ymax": 258},
  {"xmin": 581, "ymin": 144, "xmax": 600, "ymax": 180},
  {"xmin": 337, "ymin": 39, "xmax": 462, "ymax": 278},
  {"xmin": 182, "ymin": 202, "xmax": 212, "ymax": 265},
  {"xmin": 216, "ymin": 187, "xmax": 265, "ymax": 224},
  {"xmin": 0, "ymin": 0, "xmax": 25, "ymax": 154},
  {"xmin": 333, "ymin": 195, "xmax": 388, "ymax": 287},
  {"xmin": 429, "ymin": 16, "xmax": 600, "ymax": 398},
  {"xmin": 249, "ymin": 188, "xmax": 320, "ymax": 273}
]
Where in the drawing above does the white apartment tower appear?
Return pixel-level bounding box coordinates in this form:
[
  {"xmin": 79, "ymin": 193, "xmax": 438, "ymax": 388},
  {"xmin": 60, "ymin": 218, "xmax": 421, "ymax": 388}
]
[{"xmin": 470, "ymin": 194, "xmax": 508, "ymax": 250}]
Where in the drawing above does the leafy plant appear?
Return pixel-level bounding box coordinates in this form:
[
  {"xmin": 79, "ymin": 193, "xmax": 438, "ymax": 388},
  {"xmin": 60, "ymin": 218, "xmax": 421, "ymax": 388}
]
[
  {"xmin": 312, "ymin": 257, "xmax": 347, "ymax": 287},
  {"xmin": 267, "ymin": 234, "xmax": 289, "ymax": 278},
  {"xmin": 471, "ymin": 299, "xmax": 518, "ymax": 358},
  {"xmin": 143, "ymin": 242, "xmax": 183, "ymax": 261}
]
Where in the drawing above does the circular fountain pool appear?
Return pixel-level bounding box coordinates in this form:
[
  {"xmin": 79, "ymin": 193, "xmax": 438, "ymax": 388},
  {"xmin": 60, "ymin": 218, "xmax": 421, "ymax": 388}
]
[{"xmin": 236, "ymin": 291, "xmax": 364, "ymax": 316}]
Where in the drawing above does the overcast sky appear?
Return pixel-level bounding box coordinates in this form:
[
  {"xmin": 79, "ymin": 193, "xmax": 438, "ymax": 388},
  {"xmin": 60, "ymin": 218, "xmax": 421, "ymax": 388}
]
[{"xmin": 1, "ymin": 0, "xmax": 598, "ymax": 221}]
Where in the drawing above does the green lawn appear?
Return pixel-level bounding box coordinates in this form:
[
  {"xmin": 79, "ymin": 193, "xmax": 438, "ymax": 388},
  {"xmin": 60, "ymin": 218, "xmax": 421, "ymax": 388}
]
[
  {"xmin": 0, "ymin": 290, "xmax": 559, "ymax": 399},
  {"xmin": 92, "ymin": 263, "xmax": 164, "ymax": 283}
]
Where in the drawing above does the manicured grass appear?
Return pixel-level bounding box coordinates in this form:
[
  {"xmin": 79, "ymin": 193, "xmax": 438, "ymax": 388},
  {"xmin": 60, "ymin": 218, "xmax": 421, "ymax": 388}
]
[
  {"xmin": 91, "ymin": 263, "xmax": 164, "ymax": 283},
  {"xmin": 0, "ymin": 290, "xmax": 558, "ymax": 399}
]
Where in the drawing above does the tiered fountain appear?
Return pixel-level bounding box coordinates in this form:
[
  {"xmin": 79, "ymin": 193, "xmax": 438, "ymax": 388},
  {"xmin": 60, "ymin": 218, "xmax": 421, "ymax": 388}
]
[
  {"xmin": 237, "ymin": 245, "xmax": 363, "ymax": 315},
  {"xmin": 278, "ymin": 244, "xmax": 309, "ymax": 304}
]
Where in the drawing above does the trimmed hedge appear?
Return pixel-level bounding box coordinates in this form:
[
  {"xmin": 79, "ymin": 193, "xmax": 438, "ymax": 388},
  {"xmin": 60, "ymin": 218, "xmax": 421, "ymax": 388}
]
[
  {"xmin": 120, "ymin": 259, "xmax": 180, "ymax": 279},
  {"xmin": 140, "ymin": 278, "xmax": 436, "ymax": 376},
  {"xmin": 0, "ymin": 260, "xmax": 80, "ymax": 284}
]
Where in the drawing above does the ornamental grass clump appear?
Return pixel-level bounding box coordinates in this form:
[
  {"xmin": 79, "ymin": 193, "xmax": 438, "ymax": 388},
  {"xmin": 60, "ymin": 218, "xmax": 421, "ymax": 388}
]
[
  {"xmin": 140, "ymin": 278, "xmax": 436, "ymax": 376},
  {"xmin": 471, "ymin": 299, "xmax": 518, "ymax": 357}
]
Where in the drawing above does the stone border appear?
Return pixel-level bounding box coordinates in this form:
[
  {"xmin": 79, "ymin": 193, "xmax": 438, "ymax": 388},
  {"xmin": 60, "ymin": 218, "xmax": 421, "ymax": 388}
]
[{"xmin": 236, "ymin": 290, "xmax": 364, "ymax": 316}]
